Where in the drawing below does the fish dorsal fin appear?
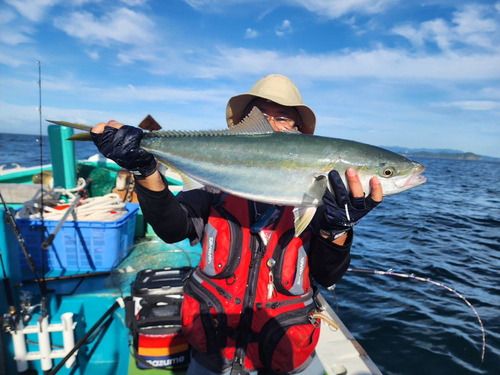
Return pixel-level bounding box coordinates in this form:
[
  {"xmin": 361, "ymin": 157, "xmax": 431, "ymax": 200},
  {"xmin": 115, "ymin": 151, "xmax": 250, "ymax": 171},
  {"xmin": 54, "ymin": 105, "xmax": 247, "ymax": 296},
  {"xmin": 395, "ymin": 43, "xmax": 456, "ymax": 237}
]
[
  {"xmin": 144, "ymin": 107, "xmax": 274, "ymax": 139},
  {"xmin": 227, "ymin": 107, "xmax": 275, "ymax": 135}
]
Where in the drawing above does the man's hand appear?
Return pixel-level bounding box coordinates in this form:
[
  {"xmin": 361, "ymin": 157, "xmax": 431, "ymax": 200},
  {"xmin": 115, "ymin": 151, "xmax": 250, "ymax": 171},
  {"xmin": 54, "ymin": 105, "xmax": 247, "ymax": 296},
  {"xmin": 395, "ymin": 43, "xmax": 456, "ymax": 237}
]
[
  {"xmin": 320, "ymin": 168, "xmax": 383, "ymax": 244},
  {"xmin": 90, "ymin": 120, "xmax": 157, "ymax": 180}
]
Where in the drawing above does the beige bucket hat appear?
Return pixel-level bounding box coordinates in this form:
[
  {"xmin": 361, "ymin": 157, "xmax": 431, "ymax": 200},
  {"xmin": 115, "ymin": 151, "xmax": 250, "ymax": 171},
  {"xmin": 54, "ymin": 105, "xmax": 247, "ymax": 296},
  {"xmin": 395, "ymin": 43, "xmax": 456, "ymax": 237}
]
[{"xmin": 226, "ymin": 74, "xmax": 316, "ymax": 135}]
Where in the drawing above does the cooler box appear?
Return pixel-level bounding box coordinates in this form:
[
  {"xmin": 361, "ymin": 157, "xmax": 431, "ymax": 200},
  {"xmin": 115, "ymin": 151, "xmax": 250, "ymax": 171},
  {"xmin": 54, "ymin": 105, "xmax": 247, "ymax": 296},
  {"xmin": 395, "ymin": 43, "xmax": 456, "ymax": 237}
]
[
  {"xmin": 126, "ymin": 267, "xmax": 191, "ymax": 370},
  {"xmin": 16, "ymin": 203, "xmax": 139, "ymax": 271}
]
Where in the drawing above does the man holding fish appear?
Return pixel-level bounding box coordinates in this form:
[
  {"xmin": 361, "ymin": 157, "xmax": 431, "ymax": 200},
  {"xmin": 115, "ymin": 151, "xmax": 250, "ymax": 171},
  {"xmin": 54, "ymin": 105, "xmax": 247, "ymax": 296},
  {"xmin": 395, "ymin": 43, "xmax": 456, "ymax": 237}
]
[{"xmin": 88, "ymin": 75, "xmax": 419, "ymax": 375}]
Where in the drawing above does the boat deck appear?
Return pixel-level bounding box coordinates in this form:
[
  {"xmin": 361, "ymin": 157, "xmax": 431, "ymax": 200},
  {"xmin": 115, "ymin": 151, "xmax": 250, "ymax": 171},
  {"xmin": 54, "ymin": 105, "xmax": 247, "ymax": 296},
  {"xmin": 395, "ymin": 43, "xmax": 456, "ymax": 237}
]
[{"xmin": 316, "ymin": 293, "xmax": 382, "ymax": 375}]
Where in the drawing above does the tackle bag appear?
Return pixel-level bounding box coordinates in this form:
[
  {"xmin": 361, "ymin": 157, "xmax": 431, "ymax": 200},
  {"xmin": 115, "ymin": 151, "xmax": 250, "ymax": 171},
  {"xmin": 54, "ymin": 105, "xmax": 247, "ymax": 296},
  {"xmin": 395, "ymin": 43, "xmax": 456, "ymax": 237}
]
[{"xmin": 125, "ymin": 267, "xmax": 192, "ymax": 370}]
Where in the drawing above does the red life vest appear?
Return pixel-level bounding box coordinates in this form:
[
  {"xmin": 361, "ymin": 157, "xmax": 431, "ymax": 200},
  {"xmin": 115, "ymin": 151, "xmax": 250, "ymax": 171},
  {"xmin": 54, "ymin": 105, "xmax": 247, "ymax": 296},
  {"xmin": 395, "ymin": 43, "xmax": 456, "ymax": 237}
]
[{"xmin": 181, "ymin": 194, "xmax": 321, "ymax": 374}]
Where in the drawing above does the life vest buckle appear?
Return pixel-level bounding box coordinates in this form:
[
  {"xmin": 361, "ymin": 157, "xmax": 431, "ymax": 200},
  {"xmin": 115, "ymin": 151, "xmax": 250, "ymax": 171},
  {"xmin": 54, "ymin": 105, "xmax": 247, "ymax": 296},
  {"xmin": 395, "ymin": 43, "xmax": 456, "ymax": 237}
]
[{"xmin": 308, "ymin": 314, "xmax": 320, "ymax": 328}]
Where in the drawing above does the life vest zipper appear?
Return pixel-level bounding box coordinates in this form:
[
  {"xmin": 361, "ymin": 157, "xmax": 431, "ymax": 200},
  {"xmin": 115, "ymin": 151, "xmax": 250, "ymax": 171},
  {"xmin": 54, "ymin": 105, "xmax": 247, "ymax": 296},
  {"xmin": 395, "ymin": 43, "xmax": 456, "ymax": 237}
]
[
  {"xmin": 186, "ymin": 277, "xmax": 226, "ymax": 344},
  {"xmin": 194, "ymin": 267, "xmax": 233, "ymax": 301},
  {"xmin": 232, "ymin": 206, "xmax": 284, "ymax": 372},
  {"xmin": 232, "ymin": 232, "xmax": 266, "ymax": 372},
  {"xmin": 264, "ymin": 289, "xmax": 313, "ymax": 310}
]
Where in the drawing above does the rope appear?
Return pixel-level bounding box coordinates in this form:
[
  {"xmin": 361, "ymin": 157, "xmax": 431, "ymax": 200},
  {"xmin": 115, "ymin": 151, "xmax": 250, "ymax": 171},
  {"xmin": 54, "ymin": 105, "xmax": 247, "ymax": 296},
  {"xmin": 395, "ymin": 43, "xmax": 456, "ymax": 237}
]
[{"xmin": 16, "ymin": 177, "xmax": 127, "ymax": 222}]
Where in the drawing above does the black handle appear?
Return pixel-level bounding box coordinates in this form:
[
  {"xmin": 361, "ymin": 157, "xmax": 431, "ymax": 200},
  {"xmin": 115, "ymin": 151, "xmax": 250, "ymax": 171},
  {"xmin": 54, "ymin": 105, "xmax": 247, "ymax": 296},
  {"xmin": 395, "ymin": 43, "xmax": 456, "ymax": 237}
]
[{"xmin": 41, "ymin": 234, "xmax": 55, "ymax": 250}]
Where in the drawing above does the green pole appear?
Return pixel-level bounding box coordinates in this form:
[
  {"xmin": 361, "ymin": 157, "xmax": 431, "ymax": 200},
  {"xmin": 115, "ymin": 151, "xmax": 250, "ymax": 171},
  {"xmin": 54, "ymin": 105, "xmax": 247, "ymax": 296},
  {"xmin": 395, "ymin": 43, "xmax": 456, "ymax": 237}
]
[{"xmin": 48, "ymin": 125, "xmax": 77, "ymax": 189}]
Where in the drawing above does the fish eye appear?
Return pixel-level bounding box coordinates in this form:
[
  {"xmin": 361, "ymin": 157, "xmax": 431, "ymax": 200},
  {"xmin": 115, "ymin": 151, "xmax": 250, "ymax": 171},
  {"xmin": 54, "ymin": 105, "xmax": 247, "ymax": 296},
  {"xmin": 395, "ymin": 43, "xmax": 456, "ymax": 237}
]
[{"xmin": 380, "ymin": 167, "xmax": 395, "ymax": 178}]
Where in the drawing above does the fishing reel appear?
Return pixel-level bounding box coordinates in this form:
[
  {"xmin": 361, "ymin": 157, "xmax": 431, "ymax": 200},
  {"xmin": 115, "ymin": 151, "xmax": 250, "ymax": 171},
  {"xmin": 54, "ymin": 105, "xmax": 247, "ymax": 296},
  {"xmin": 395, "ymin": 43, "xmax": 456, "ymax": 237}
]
[
  {"xmin": 0, "ymin": 291, "xmax": 40, "ymax": 332},
  {"xmin": 19, "ymin": 290, "xmax": 43, "ymax": 325},
  {"xmin": 1, "ymin": 312, "xmax": 19, "ymax": 333}
]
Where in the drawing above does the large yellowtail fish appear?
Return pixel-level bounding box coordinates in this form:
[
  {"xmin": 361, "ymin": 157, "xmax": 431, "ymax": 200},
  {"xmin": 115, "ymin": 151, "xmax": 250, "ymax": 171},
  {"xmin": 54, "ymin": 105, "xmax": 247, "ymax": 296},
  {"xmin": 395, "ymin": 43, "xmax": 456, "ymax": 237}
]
[{"xmin": 47, "ymin": 108, "xmax": 426, "ymax": 235}]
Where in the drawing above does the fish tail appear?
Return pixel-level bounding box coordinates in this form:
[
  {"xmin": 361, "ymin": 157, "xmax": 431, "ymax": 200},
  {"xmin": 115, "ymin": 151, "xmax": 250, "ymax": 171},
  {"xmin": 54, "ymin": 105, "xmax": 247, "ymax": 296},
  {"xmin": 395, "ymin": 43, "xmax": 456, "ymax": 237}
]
[{"xmin": 46, "ymin": 120, "xmax": 93, "ymax": 141}]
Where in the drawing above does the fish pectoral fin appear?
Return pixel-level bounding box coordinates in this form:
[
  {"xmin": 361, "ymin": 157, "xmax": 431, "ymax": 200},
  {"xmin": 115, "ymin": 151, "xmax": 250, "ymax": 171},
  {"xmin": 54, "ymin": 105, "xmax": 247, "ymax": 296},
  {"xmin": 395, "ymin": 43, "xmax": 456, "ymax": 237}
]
[
  {"xmin": 293, "ymin": 206, "xmax": 317, "ymax": 237},
  {"xmin": 177, "ymin": 171, "xmax": 205, "ymax": 191},
  {"xmin": 304, "ymin": 175, "xmax": 328, "ymax": 203}
]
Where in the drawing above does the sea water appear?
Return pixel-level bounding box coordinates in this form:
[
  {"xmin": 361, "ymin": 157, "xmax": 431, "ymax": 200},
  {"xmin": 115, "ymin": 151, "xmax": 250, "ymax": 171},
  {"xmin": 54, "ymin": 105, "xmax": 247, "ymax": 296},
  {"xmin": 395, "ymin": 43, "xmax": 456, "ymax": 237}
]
[
  {"xmin": 321, "ymin": 157, "xmax": 500, "ymax": 375},
  {"xmin": 1, "ymin": 133, "xmax": 499, "ymax": 374}
]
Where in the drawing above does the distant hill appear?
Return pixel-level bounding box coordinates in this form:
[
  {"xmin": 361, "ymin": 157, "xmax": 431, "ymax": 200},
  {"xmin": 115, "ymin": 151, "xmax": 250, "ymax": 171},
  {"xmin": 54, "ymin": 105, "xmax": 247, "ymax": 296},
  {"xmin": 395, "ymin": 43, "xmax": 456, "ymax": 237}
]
[
  {"xmin": 382, "ymin": 146, "xmax": 465, "ymax": 154},
  {"xmin": 382, "ymin": 146, "xmax": 500, "ymax": 162}
]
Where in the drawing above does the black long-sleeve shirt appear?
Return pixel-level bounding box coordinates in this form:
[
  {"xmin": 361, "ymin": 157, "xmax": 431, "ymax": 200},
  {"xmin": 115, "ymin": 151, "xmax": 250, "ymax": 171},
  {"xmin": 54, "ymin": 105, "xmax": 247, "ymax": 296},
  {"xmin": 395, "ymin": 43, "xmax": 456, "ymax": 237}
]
[{"xmin": 135, "ymin": 177, "xmax": 352, "ymax": 287}]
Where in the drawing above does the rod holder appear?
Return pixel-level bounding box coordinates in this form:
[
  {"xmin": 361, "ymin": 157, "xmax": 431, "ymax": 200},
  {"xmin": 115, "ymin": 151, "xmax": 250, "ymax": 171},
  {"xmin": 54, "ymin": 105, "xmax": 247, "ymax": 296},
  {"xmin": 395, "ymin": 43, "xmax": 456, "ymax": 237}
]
[{"xmin": 11, "ymin": 313, "xmax": 78, "ymax": 371}]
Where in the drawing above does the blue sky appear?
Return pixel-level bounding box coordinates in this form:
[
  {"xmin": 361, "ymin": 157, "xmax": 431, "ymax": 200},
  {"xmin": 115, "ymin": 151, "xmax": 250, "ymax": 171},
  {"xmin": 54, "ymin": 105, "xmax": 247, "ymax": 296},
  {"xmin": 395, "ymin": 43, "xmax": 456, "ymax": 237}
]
[{"xmin": 1, "ymin": 0, "xmax": 499, "ymax": 157}]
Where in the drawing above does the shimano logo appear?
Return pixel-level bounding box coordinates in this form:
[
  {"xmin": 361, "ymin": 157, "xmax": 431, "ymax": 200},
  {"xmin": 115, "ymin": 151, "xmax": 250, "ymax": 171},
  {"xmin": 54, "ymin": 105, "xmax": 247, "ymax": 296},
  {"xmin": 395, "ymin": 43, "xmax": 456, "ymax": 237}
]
[
  {"xmin": 147, "ymin": 356, "xmax": 186, "ymax": 367},
  {"xmin": 207, "ymin": 237, "xmax": 214, "ymax": 264}
]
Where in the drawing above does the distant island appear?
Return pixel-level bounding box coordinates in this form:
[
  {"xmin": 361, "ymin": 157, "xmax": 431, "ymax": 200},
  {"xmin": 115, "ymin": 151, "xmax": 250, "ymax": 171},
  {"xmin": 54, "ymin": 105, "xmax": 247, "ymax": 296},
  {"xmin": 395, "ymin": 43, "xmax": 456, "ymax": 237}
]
[
  {"xmin": 382, "ymin": 146, "xmax": 500, "ymax": 162},
  {"xmin": 404, "ymin": 151, "xmax": 482, "ymax": 161}
]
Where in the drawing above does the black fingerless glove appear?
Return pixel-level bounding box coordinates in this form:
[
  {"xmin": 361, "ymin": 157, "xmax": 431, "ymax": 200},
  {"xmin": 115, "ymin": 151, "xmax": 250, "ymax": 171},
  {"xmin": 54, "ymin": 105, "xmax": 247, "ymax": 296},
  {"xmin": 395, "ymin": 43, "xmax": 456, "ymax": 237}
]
[
  {"xmin": 320, "ymin": 170, "xmax": 380, "ymax": 240},
  {"xmin": 91, "ymin": 125, "xmax": 157, "ymax": 179}
]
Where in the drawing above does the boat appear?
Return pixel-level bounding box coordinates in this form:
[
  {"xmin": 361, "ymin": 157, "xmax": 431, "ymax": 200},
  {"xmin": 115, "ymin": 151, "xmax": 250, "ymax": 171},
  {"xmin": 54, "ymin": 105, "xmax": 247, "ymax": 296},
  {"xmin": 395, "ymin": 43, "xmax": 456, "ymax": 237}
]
[{"xmin": 0, "ymin": 127, "xmax": 383, "ymax": 375}]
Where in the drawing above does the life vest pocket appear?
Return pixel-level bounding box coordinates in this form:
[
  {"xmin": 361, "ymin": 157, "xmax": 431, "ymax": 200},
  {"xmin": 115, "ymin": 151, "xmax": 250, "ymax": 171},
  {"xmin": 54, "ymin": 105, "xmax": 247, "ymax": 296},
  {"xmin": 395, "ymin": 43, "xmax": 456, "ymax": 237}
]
[
  {"xmin": 200, "ymin": 205, "xmax": 243, "ymax": 279},
  {"xmin": 181, "ymin": 276, "xmax": 227, "ymax": 354},
  {"xmin": 272, "ymin": 229, "xmax": 312, "ymax": 296},
  {"xmin": 259, "ymin": 306, "xmax": 320, "ymax": 374}
]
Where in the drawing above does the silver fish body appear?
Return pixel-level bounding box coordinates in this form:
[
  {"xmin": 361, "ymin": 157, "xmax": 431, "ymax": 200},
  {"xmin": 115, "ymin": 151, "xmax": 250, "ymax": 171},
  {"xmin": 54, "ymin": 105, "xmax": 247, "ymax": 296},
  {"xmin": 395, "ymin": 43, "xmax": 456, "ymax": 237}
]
[
  {"xmin": 141, "ymin": 110, "xmax": 426, "ymax": 208},
  {"xmin": 47, "ymin": 108, "xmax": 426, "ymax": 234}
]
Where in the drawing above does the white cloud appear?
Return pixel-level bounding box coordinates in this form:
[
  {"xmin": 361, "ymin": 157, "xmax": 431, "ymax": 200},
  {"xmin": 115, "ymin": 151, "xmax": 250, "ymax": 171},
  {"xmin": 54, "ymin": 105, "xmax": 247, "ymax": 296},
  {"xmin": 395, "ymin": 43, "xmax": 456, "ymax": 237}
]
[
  {"xmin": 116, "ymin": 48, "xmax": 162, "ymax": 65},
  {"xmin": 245, "ymin": 28, "xmax": 259, "ymax": 39},
  {"xmin": 190, "ymin": 46, "xmax": 500, "ymax": 81},
  {"xmin": 181, "ymin": 0, "xmax": 395, "ymax": 18},
  {"xmin": 0, "ymin": 49, "xmax": 29, "ymax": 67},
  {"xmin": 0, "ymin": 100, "xmax": 226, "ymax": 135},
  {"xmin": 97, "ymin": 85, "xmax": 233, "ymax": 104},
  {"xmin": 0, "ymin": 9, "xmax": 16, "ymax": 24},
  {"xmin": 0, "ymin": 74, "xmax": 233, "ymax": 105},
  {"xmin": 5, "ymin": 0, "xmax": 60, "ymax": 22},
  {"xmin": 393, "ymin": 4, "xmax": 499, "ymax": 52},
  {"xmin": 392, "ymin": 24, "xmax": 425, "ymax": 46},
  {"xmin": 289, "ymin": 0, "xmax": 395, "ymax": 19},
  {"xmin": 257, "ymin": 8, "xmax": 275, "ymax": 21},
  {"xmin": 1, "ymin": 3, "xmax": 43, "ymax": 46},
  {"xmin": 481, "ymin": 87, "xmax": 500, "ymax": 99},
  {"xmin": 53, "ymin": 8, "xmax": 156, "ymax": 47},
  {"xmin": 434, "ymin": 101, "xmax": 499, "ymax": 111},
  {"xmin": 120, "ymin": 0, "xmax": 149, "ymax": 5},
  {"xmin": 453, "ymin": 4, "xmax": 496, "ymax": 35},
  {"xmin": 0, "ymin": 101, "xmax": 120, "ymax": 135},
  {"xmin": 275, "ymin": 19, "xmax": 292, "ymax": 37},
  {"xmin": 85, "ymin": 50, "xmax": 100, "ymax": 60},
  {"xmin": 0, "ymin": 26, "xmax": 34, "ymax": 45}
]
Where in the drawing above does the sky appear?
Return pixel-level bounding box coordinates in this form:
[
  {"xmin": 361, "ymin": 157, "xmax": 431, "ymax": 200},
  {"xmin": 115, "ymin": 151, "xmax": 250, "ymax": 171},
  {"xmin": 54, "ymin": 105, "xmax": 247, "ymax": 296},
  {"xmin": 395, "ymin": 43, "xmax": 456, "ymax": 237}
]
[{"xmin": 1, "ymin": 0, "xmax": 499, "ymax": 158}]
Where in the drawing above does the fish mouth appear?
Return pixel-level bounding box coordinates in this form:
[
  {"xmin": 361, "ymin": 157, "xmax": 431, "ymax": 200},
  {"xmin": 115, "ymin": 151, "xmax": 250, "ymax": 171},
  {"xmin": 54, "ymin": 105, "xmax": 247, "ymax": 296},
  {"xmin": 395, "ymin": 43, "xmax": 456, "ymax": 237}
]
[
  {"xmin": 401, "ymin": 173, "xmax": 427, "ymax": 188},
  {"xmin": 395, "ymin": 164, "xmax": 427, "ymax": 189}
]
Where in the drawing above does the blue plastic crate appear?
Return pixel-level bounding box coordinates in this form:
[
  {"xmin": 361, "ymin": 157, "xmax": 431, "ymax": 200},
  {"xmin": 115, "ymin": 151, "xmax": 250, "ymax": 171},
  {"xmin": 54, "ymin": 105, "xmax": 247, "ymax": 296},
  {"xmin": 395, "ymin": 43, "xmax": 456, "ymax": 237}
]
[{"xmin": 16, "ymin": 203, "xmax": 139, "ymax": 271}]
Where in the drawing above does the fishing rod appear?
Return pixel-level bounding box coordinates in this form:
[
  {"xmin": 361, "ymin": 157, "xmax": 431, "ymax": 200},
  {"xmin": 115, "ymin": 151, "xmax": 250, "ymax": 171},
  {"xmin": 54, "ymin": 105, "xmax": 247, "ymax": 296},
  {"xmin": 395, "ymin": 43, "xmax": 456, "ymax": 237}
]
[
  {"xmin": 37, "ymin": 60, "xmax": 52, "ymax": 321},
  {"xmin": 41, "ymin": 179, "xmax": 92, "ymax": 250},
  {"xmin": 347, "ymin": 267, "xmax": 486, "ymax": 363},
  {"xmin": 21, "ymin": 271, "xmax": 111, "ymax": 285},
  {"xmin": 47, "ymin": 298, "xmax": 123, "ymax": 375},
  {"xmin": 0, "ymin": 248, "xmax": 16, "ymax": 315},
  {"xmin": 0, "ymin": 192, "xmax": 43, "ymax": 293}
]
